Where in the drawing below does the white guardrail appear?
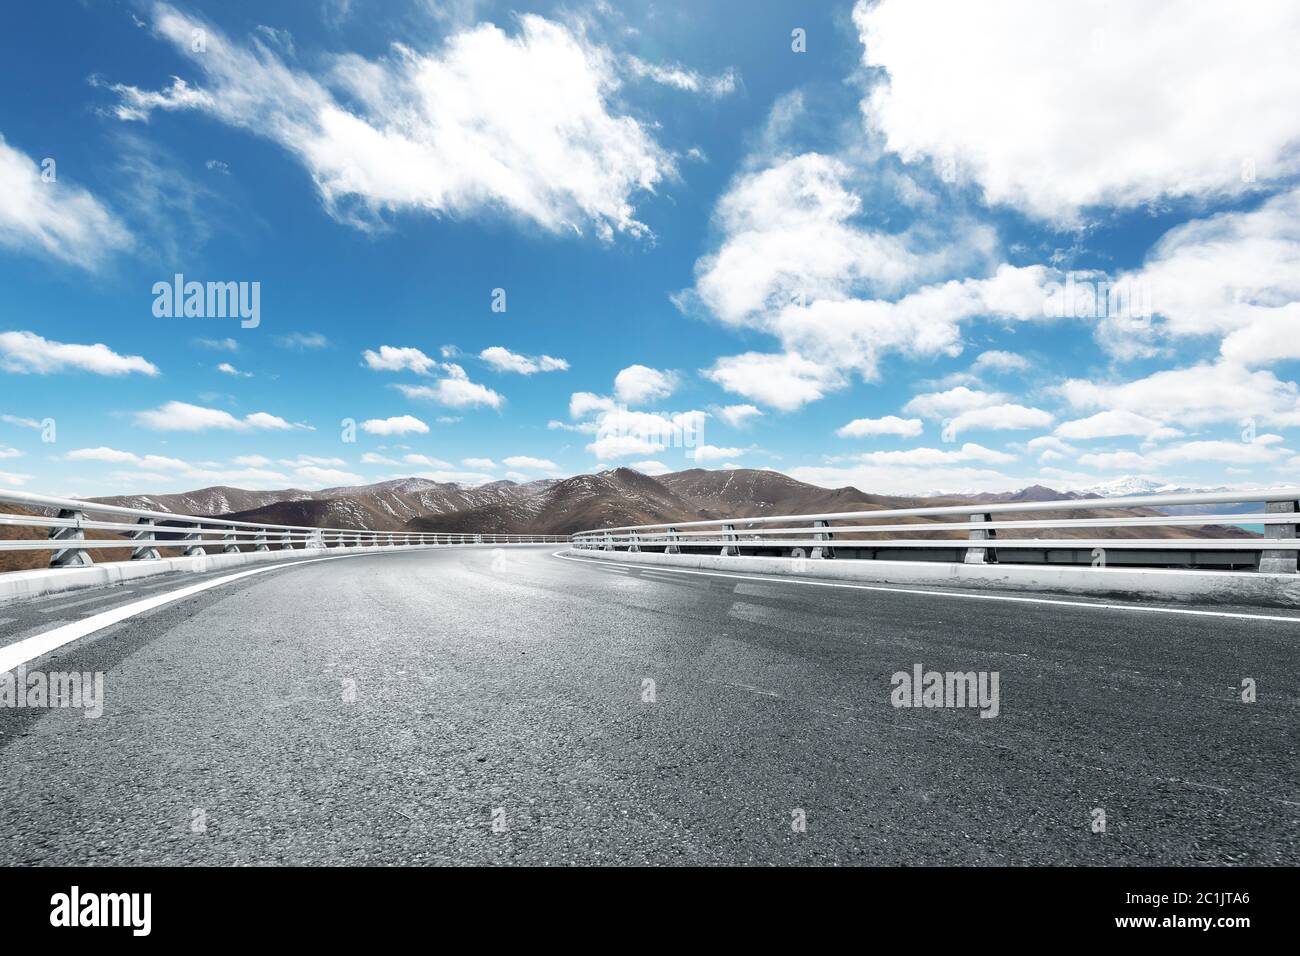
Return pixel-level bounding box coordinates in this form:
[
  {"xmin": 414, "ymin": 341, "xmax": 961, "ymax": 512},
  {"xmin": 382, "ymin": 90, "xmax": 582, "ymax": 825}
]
[
  {"xmin": 570, "ymin": 487, "xmax": 1300, "ymax": 574},
  {"xmin": 0, "ymin": 488, "xmax": 566, "ymax": 567}
]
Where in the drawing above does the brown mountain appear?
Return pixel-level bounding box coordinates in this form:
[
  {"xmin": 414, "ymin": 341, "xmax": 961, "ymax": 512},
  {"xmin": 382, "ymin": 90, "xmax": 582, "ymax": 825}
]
[{"xmin": 405, "ymin": 467, "xmax": 699, "ymax": 536}]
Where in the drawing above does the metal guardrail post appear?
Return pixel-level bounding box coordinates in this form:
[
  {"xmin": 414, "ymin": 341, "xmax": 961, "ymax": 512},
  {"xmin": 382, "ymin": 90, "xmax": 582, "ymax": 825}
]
[
  {"xmin": 222, "ymin": 527, "xmax": 240, "ymax": 554},
  {"xmin": 965, "ymin": 513, "xmax": 996, "ymax": 564},
  {"xmin": 48, "ymin": 508, "xmax": 93, "ymax": 568},
  {"xmin": 130, "ymin": 517, "xmax": 161, "ymax": 561},
  {"xmin": 603, "ymin": 532, "xmax": 613, "ymax": 552},
  {"xmin": 182, "ymin": 523, "xmax": 207, "ymax": 557},
  {"xmin": 811, "ymin": 519, "xmax": 835, "ymax": 559},
  {"xmin": 721, "ymin": 523, "xmax": 738, "ymax": 556},
  {"xmin": 1260, "ymin": 499, "xmax": 1298, "ymax": 573},
  {"xmin": 666, "ymin": 527, "xmax": 679, "ymax": 554},
  {"xmin": 254, "ymin": 527, "xmax": 270, "ymax": 552},
  {"xmin": 628, "ymin": 531, "xmax": 640, "ymax": 552}
]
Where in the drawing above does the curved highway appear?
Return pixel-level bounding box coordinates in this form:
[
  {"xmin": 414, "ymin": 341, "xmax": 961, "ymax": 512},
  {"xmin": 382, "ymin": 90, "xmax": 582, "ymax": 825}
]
[{"xmin": 1, "ymin": 546, "xmax": 1296, "ymax": 865}]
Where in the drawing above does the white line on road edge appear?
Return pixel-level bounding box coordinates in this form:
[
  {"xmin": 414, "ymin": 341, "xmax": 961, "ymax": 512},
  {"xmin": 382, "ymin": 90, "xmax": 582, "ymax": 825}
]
[
  {"xmin": 0, "ymin": 554, "xmax": 358, "ymax": 674},
  {"xmin": 551, "ymin": 551, "xmax": 1300, "ymax": 625}
]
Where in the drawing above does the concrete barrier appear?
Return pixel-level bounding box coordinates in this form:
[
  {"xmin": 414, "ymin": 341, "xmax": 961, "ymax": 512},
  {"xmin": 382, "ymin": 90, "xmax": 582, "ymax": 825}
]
[{"xmin": 565, "ymin": 548, "xmax": 1300, "ymax": 608}]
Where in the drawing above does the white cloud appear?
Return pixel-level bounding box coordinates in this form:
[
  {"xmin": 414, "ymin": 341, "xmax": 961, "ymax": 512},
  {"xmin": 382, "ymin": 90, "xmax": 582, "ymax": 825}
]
[
  {"xmin": 903, "ymin": 386, "xmax": 1004, "ymax": 419},
  {"xmin": 717, "ymin": 404, "xmax": 763, "ymax": 429},
  {"xmin": 276, "ymin": 332, "xmax": 329, "ymax": 350},
  {"xmin": 855, "ymin": 443, "xmax": 1016, "ymax": 467},
  {"xmin": 360, "ymin": 415, "xmax": 428, "ymax": 435},
  {"xmin": 0, "ymin": 445, "xmax": 22, "ymax": 459},
  {"xmin": 0, "ymin": 469, "xmax": 32, "ymax": 485},
  {"xmin": 100, "ymin": 74, "xmax": 213, "ymax": 121},
  {"xmin": 395, "ymin": 363, "xmax": 504, "ymax": 409},
  {"xmin": 631, "ymin": 459, "xmax": 670, "ymax": 475},
  {"xmin": 195, "ymin": 337, "xmax": 238, "ymax": 351},
  {"xmin": 1059, "ymin": 361, "xmax": 1300, "ymax": 428},
  {"xmin": 1055, "ymin": 410, "xmax": 1184, "ymax": 441},
  {"xmin": 1110, "ymin": 186, "xmax": 1300, "ymax": 365},
  {"xmin": 363, "ymin": 345, "xmax": 437, "ymax": 374},
  {"xmin": 836, "ymin": 415, "xmax": 923, "ymax": 438},
  {"xmin": 690, "ymin": 153, "xmax": 929, "ymax": 326},
  {"xmin": 115, "ymin": 7, "xmax": 674, "ymax": 240},
  {"xmin": 948, "ymin": 403, "xmax": 1053, "ymax": 434},
  {"xmin": 216, "ymin": 361, "xmax": 252, "ymax": 377},
  {"xmin": 582, "ymin": 407, "xmax": 707, "ymax": 461},
  {"xmin": 295, "ymin": 465, "xmax": 364, "ymax": 486},
  {"xmin": 62, "ymin": 445, "xmax": 300, "ymax": 488},
  {"xmin": 692, "ymin": 444, "xmax": 744, "ymax": 463},
  {"xmin": 1, "ymin": 414, "xmax": 42, "ymax": 429},
  {"xmin": 855, "ymin": 0, "xmax": 1300, "ymax": 221},
  {"xmin": 971, "ymin": 350, "xmax": 1029, "ymax": 374},
  {"xmin": 0, "ymin": 134, "xmax": 132, "ymax": 268},
  {"xmin": 404, "ymin": 453, "xmax": 454, "ymax": 468},
  {"xmin": 624, "ymin": 55, "xmax": 738, "ymax": 97},
  {"xmin": 1079, "ymin": 440, "xmax": 1286, "ymax": 472},
  {"xmin": 66, "ymin": 446, "xmax": 139, "ymax": 463},
  {"xmin": 586, "ymin": 434, "xmax": 660, "ymax": 459},
  {"xmin": 503, "ymin": 455, "xmax": 559, "ymax": 471},
  {"xmin": 361, "ymin": 452, "xmax": 400, "ymax": 465},
  {"xmin": 703, "ymin": 352, "xmax": 845, "ymax": 411},
  {"xmin": 134, "ymin": 401, "xmax": 295, "ymax": 431},
  {"xmin": 462, "ymin": 457, "xmax": 496, "ymax": 469},
  {"xmin": 479, "ymin": 346, "xmax": 568, "ymax": 374},
  {"xmin": 614, "ymin": 364, "xmax": 677, "ymax": 405},
  {"xmin": 0, "ymin": 331, "xmax": 158, "ymax": 376},
  {"xmin": 569, "ymin": 392, "xmax": 617, "ymax": 419}
]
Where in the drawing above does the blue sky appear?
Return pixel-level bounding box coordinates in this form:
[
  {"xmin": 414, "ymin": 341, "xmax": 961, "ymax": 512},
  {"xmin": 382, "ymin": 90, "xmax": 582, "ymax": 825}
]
[{"xmin": 2, "ymin": 0, "xmax": 1300, "ymax": 498}]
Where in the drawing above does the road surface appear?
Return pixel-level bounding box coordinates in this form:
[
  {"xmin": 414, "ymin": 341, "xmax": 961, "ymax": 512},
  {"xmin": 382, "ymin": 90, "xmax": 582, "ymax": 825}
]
[{"xmin": 1, "ymin": 546, "xmax": 1296, "ymax": 865}]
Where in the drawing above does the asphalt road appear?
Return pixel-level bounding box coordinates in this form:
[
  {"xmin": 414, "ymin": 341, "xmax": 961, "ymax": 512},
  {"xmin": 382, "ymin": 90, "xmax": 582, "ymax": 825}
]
[{"xmin": 1, "ymin": 546, "xmax": 1296, "ymax": 865}]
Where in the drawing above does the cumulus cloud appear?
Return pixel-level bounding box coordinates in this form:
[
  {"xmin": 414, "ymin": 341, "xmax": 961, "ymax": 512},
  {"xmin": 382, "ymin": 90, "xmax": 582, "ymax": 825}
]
[
  {"xmin": 614, "ymin": 364, "xmax": 677, "ymax": 404},
  {"xmin": 1055, "ymin": 410, "xmax": 1184, "ymax": 442},
  {"xmin": 503, "ymin": 455, "xmax": 559, "ymax": 471},
  {"xmin": 855, "ymin": 0, "xmax": 1300, "ymax": 222},
  {"xmin": 836, "ymin": 415, "xmax": 923, "ymax": 438},
  {"xmin": 1059, "ymin": 361, "xmax": 1300, "ymax": 428},
  {"xmin": 392, "ymin": 363, "xmax": 504, "ymax": 409},
  {"xmin": 62, "ymin": 445, "xmax": 313, "ymax": 488},
  {"xmin": 692, "ymin": 444, "xmax": 744, "ymax": 463},
  {"xmin": 360, "ymin": 415, "xmax": 429, "ymax": 435},
  {"xmin": 479, "ymin": 346, "xmax": 568, "ymax": 374},
  {"xmin": 716, "ymin": 404, "xmax": 763, "ymax": 429},
  {"xmin": 134, "ymin": 401, "xmax": 297, "ymax": 431},
  {"xmin": 0, "ymin": 331, "xmax": 158, "ymax": 376},
  {"xmin": 703, "ymin": 352, "xmax": 846, "ymax": 411},
  {"xmin": 110, "ymin": 6, "xmax": 675, "ymax": 240},
  {"xmin": 363, "ymin": 345, "xmax": 438, "ymax": 374},
  {"xmin": 948, "ymin": 404, "xmax": 1053, "ymax": 435},
  {"xmin": 903, "ymin": 386, "xmax": 1004, "ymax": 419},
  {"xmin": 630, "ymin": 459, "xmax": 670, "ymax": 475},
  {"xmin": 0, "ymin": 134, "xmax": 132, "ymax": 268}
]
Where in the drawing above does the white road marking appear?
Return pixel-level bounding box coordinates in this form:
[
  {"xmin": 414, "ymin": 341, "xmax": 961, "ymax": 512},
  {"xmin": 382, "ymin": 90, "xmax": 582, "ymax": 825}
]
[
  {"xmin": 0, "ymin": 553, "xmax": 371, "ymax": 674},
  {"xmin": 551, "ymin": 551, "xmax": 1300, "ymax": 625}
]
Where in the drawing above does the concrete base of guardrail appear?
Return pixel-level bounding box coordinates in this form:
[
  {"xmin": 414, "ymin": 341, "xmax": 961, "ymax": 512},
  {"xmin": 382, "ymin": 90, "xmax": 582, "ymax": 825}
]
[
  {"xmin": 566, "ymin": 548, "xmax": 1300, "ymax": 608},
  {"xmin": 0, "ymin": 543, "xmax": 543, "ymax": 607}
]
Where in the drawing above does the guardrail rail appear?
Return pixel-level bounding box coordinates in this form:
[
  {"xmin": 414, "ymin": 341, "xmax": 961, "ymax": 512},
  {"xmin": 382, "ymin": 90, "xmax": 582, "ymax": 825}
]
[
  {"xmin": 0, "ymin": 488, "xmax": 565, "ymax": 568},
  {"xmin": 570, "ymin": 487, "xmax": 1300, "ymax": 573}
]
